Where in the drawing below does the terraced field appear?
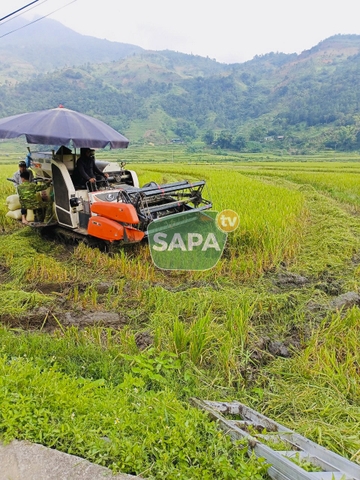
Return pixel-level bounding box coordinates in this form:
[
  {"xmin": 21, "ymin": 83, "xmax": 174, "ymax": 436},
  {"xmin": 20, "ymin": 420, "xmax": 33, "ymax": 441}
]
[{"xmin": 0, "ymin": 148, "xmax": 359, "ymax": 478}]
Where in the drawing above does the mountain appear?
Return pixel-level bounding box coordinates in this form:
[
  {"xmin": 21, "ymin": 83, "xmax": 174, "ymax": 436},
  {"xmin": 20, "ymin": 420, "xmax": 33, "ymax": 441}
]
[
  {"xmin": 0, "ymin": 17, "xmax": 143, "ymax": 81},
  {"xmin": 1, "ymin": 19, "xmax": 360, "ymax": 152}
]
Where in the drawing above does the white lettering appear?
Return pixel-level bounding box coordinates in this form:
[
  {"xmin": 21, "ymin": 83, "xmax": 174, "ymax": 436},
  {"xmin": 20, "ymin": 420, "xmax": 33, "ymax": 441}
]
[
  {"xmin": 220, "ymin": 214, "xmax": 228, "ymax": 227},
  {"xmin": 188, "ymin": 233, "xmax": 203, "ymax": 251},
  {"xmin": 152, "ymin": 232, "xmax": 221, "ymax": 252},
  {"xmin": 168, "ymin": 233, "xmax": 187, "ymax": 251},
  {"xmin": 202, "ymin": 233, "xmax": 221, "ymax": 251},
  {"xmin": 153, "ymin": 232, "xmax": 168, "ymax": 251},
  {"xmin": 227, "ymin": 216, "xmax": 237, "ymax": 227}
]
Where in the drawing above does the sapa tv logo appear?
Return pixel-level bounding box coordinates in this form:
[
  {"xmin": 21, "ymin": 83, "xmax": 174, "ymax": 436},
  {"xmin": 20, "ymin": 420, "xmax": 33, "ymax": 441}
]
[
  {"xmin": 152, "ymin": 232, "xmax": 221, "ymax": 252},
  {"xmin": 148, "ymin": 210, "xmax": 229, "ymax": 271},
  {"xmin": 216, "ymin": 209, "xmax": 239, "ymax": 232}
]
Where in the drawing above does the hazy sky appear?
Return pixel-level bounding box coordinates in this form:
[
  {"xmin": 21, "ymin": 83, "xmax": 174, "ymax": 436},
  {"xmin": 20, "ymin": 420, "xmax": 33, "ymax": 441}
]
[{"xmin": 1, "ymin": 0, "xmax": 360, "ymax": 63}]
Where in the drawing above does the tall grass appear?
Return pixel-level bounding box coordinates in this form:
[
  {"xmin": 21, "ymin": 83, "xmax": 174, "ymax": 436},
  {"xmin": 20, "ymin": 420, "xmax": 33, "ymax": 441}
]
[
  {"xmin": 135, "ymin": 163, "xmax": 306, "ymax": 278},
  {"xmin": 252, "ymin": 307, "xmax": 360, "ymax": 462},
  {"xmin": 1, "ymin": 153, "xmax": 360, "ymax": 473},
  {"xmin": 0, "ymin": 353, "xmax": 268, "ymax": 478},
  {"xmin": 0, "ymin": 229, "xmax": 74, "ymax": 284},
  {"xmin": 235, "ymin": 163, "xmax": 360, "ymax": 210}
]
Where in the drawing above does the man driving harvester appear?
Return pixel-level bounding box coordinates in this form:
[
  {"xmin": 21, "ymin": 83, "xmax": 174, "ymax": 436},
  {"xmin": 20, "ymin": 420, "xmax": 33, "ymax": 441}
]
[{"xmin": 72, "ymin": 147, "xmax": 109, "ymax": 189}]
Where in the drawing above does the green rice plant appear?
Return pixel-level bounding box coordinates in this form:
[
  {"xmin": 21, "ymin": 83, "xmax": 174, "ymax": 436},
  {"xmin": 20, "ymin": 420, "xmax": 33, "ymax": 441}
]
[
  {"xmin": 216, "ymin": 330, "xmax": 243, "ymax": 387},
  {"xmin": 72, "ymin": 242, "xmax": 106, "ymax": 272},
  {"xmin": 72, "ymin": 285, "xmax": 80, "ymax": 303},
  {"xmin": 0, "ymin": 324, "xmax": 268, "ymax": 477},
  {"xmin": 25, "ymin": 254, "xmax": 70, "ymax": 283},
  {"xmin": 286, "ymin": 452, "xmax": 323, "ymax": 472},
  {"xmin": 292, "ymin": 189, "xmax": 360, "ymax": 276},
  {"xmin": 233, "ymin": 166, "xmax": 360, "ymax": 279},
  {"xmin": 72, "ymin": 242, "xmax": 156, "ymax": 283},
  {"xmin": 301, "ymin": 308, "xmax": 360, "ymax": 401},
  {"xmin": 280, "ymin": 171, "xmax": 360, "ymax": 211},
  {"xmin": 225, "ymin": 302, "xmax": 254, "ymax": 355},
  {"xmin": 0, "ymin": 228, "xmax": 74, "ymax": 284},
  {"xmin": 116, "ymin": 327, "xmax": 140, "ymax": 355},
  {"xmin": 172, "ymin": 318, "xmax": 189, "ymax": 356},
  {"xmin": 81, "ymin": 285, "xmax": 99, "ymax": 309},
  {"xmin": 51, "ymin": 314, "xmax": 66, "ymax": 334},
  {"xmin": 0, "ymin": 288, "xmax": 52, "ymax": 317},
  {"xmin": 136, "ymin": 163, "xmax": 306, "ymax": 279},
  {"xmin": 104, "ymin": 280, "xmax": 127, "ymax": 309},
  {"xmin": 79, "ymin": 326, "xmax": 114, "ymax": 349},
  {"xmin": 209, "ymin": 301, "xmax": 256, "ymax": 386},
  {"xmin": 251, "ymin": 307, "xmax": 360, "ymax": 462},
  {"xmin": 143, "ymin": 287, "xmax": 230, "ymax": 363},
  {"xmin": 188, "ymin": 311, "xmax": 214, "ymax": 366}
]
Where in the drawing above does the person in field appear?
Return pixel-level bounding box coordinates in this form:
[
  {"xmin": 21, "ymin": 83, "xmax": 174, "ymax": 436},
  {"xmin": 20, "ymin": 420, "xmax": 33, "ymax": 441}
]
[
  {"xmin": 11, "ymin": 160, "xmax": 34, "ymax": 189},
  {"xmin": 17, "ymin": 170, "xmax": 53, "ymax": 224},
  {"xmin": 72, "ymin": 147, "xmax": 108, "ymax": 188}
]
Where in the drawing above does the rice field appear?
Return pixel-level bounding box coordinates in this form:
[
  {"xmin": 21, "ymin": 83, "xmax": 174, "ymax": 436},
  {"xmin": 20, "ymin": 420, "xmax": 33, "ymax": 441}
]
[{"xmin": 0, "ymin": 148, "xmax": 360, "ymax": 478}]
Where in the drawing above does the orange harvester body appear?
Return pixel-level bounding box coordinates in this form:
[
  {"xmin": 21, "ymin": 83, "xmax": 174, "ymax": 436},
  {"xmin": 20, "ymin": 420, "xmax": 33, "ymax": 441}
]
[{"xmin": 88, "ymin": 201, "xmax": 145, "ymax": 243}]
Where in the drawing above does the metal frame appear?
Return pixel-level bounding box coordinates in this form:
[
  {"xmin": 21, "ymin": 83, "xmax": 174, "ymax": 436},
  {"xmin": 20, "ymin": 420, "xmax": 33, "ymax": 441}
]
[{"xmin": 190, "ymin": 398, "xmax": 360, "ymax": 480}]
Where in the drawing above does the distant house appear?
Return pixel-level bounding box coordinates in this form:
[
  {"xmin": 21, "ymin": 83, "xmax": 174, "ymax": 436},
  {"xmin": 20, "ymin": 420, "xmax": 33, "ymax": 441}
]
[
  {"xmin": 277, "ymin": 136, "xmax": 285, "ymax": 140},
  {"xmin": 264, "ymin": 136, "xmax": 274, "ymax": 141},
  {"xmin": 171, "ymin": 138, "xmax": 183, "ymax": 144}
]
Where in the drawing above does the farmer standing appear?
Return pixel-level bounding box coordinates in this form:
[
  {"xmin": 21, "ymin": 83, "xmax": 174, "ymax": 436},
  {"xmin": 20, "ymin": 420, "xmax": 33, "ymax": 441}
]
[{"xmin": 17, "ymin": 170, "xmax": 53, "ymax": 224}]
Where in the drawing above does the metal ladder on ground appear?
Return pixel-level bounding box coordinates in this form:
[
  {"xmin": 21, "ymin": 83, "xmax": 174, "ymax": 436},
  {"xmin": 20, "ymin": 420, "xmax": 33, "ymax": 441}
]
[{"xmin": 190, "ymin": 398, "xmax": 360, "ymax": 480}]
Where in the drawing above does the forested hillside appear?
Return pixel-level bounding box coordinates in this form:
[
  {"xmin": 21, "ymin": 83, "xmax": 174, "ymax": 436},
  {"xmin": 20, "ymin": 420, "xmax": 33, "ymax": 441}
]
[{"xmin": 1, "ymin": 17, "xmax": 360, "ymax": 153}]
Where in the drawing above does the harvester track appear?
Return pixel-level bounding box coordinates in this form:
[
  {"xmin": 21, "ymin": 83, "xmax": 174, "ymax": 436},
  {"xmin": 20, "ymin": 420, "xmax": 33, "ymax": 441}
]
[{"xmin": 40, "ymin": 225, "xmax": 108, "ymax": 249}]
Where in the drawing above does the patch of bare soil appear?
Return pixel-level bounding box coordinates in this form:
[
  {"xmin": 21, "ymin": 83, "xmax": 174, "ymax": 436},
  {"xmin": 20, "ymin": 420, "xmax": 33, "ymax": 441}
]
[
  {"xmin": 36, "ymin": 282, "xmax": 69, "ymax": 295},
  {"xmin": 329, "ymin": 291, "xmax": 360, "ymax": 310},
  {"xmin": 1, "ymin": 275, "xmax": 142, "ymax": 332},
  {"xmin": 306, "ymin": 290, "xmax": 360, "ymax": 318},
  {"xmin": 250, "ymin": 335, "xmax": 301, "ymax": 364},
  {"xmin": 1, "ymin": 302, "xmax": 130, "ymax": 332},
  {"xmin": 158, "ymin": 280, "xmax": 221, "ymax": 292},
  {"xmin": 0, "ymin": 263, "xmax": 10, "ymax": 283},
  {"xmin": 236, "ymin": 332, "xmax": 305, "ymax": 387},
  {"xmin": 273, "ymin": 271, "xmax": 309, "ymax": 288},
  {"xmin": 135, "ymin": 330, "xmax": 154, "ymax": 350},
  {"xmin": 63, "ymin": 311, "xmax": 128, "ymax": 328},
  {"xmin": 314, "ymin": 271, "xmax": 343, "ymax": 296}
]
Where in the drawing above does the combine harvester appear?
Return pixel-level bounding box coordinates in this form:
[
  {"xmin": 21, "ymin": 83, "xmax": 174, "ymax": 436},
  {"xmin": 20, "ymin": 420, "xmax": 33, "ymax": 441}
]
[
  {"xmin": 1, "ymin": 106, "xmax": 211, "ymax": 246},
  {"xmin": 7, "ymin": 149, "xmax": 212, "ymax": 246}
]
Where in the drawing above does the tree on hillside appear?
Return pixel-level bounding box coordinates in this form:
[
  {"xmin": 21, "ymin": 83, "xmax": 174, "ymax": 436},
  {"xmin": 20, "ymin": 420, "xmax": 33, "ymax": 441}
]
[
  {"xmin": 216, "ymin": 131, "xmax": 233, "ymax": 149},
  {"xmin": 325, "ymin": 126, "xmax": 358, "ymax": 150},
  {"xmin": 203, "ymin": 130, "xmax": 214, "ymax": 145},
  {"xmin": 232, "ymin": 134, "xmax": 247, "ymax": 151},
  {"xmin": 249, "ymin": 125, "xmax": 267, "ymax": 141},
  {"xmin": 173, "ymin": 120, "xmax": 197, "ymax": 140}
]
